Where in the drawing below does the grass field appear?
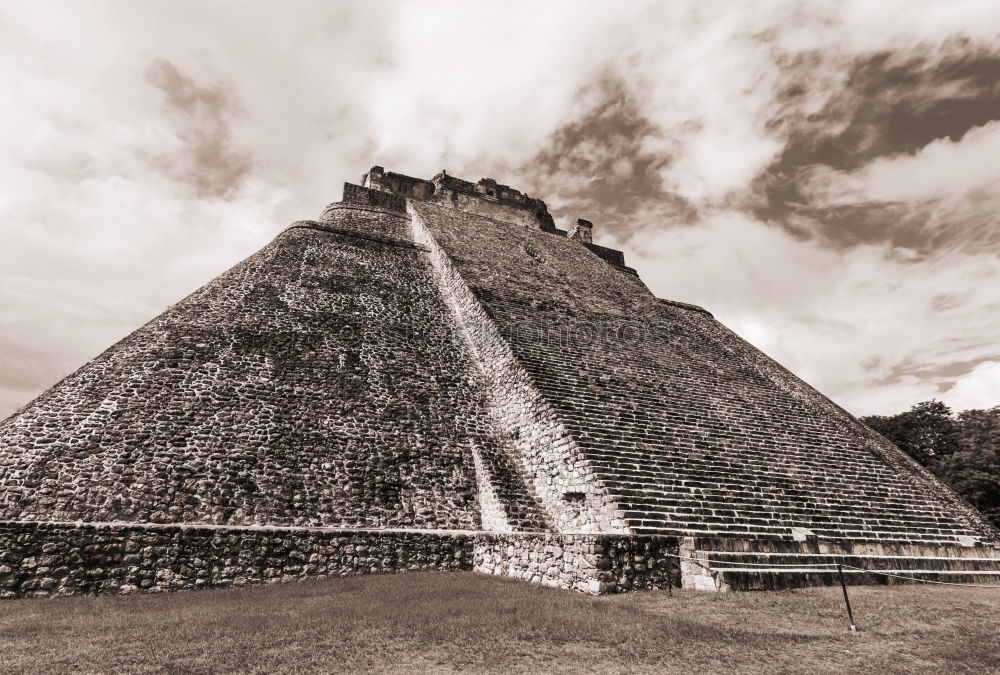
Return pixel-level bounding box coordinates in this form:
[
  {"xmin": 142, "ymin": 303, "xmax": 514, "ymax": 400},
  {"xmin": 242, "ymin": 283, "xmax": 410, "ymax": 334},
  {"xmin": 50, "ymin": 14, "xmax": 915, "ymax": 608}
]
[{"xmin": 3, "ymin": 572, "xmax": 999, "ymax": 674}]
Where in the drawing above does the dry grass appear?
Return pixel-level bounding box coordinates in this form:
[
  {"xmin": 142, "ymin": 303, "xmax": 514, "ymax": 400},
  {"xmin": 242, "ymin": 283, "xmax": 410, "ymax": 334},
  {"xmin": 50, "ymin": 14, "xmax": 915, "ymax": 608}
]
[{"xmin": 2, "ymin": 572, "xmax": 999, "ymax": 674}]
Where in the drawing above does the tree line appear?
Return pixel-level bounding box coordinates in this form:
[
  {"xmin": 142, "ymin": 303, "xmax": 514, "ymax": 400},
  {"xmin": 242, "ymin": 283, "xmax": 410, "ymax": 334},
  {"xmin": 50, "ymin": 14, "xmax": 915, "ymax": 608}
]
[{"xmin": 862, "ymin": 401, "xmax": 1000, "ymax": 529}]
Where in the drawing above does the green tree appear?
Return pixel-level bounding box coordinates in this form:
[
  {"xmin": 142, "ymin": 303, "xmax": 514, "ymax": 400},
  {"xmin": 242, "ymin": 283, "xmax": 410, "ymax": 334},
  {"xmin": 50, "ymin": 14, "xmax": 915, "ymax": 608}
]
[
  {"xmin": 862, "ymin": 400, "xmax": 959, "ymax": 466},
  {"xmin": 863, "ymin": 402, "xmax": 1000, "ymax": 529}
]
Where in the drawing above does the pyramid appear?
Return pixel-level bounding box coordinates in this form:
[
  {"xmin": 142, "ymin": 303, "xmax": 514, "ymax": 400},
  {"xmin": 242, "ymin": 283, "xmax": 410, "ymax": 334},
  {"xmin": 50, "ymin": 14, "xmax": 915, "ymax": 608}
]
[{"xmin": 1, "ymin": 166, "xmax": 999, "ymax": 597}]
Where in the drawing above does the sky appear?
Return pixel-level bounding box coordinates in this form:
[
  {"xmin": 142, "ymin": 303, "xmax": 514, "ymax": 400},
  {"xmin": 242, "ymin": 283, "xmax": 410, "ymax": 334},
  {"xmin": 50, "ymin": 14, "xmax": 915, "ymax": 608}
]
[{"xmin": 1, "ymin": 0, "xmax": 999, "ymax": 419}]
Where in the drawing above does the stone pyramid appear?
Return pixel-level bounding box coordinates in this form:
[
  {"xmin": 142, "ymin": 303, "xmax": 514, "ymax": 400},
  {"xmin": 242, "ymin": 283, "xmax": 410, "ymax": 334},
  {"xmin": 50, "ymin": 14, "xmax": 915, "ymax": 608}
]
[{"xmin": 2, "ymin": 166, "xmax": 999, "ymax": 597}]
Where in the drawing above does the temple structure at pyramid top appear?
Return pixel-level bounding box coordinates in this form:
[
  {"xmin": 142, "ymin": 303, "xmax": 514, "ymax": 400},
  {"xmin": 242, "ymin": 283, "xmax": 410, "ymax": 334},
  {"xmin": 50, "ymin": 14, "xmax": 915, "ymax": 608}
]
[
  {"xmin": 353, "ymin": 165, "xmax": 628, "ymax": 267},
  {"xmin": 1, "ymin": 165, "xmax": 999, "ymax": 598}
]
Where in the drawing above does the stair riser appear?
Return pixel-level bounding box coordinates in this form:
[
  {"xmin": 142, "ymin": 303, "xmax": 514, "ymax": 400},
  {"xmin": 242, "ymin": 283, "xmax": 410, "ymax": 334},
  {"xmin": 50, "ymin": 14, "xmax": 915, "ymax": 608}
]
[{"xmin": 717, "ymin": 571, "xmax": 1000, "ymax": 591}]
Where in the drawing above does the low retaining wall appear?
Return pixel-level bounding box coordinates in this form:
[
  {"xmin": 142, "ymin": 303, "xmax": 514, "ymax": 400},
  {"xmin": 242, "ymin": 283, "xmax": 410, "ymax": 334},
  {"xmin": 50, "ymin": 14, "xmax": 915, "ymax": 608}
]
[
  {"xmin": 474, "ymin": 533, "xmax": 680, "ymax": 593},
  {"xmin": 16, "ymin": 522, "xmax": 994, "ymax": 599},
  {"xmin": 0, "ymin": 522, "xmax": 682, "ymax": 599},
  {"xmin": 0, "ymin": 522, "xmax": 473, "ymax": 598}
]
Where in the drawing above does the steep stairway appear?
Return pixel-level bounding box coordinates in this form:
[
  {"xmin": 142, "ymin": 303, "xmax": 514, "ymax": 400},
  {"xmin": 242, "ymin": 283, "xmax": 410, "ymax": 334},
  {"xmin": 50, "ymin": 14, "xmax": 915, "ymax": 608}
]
[{"xmin": 589, "ymin": 449, "xmax": 980, "ymax": 541}]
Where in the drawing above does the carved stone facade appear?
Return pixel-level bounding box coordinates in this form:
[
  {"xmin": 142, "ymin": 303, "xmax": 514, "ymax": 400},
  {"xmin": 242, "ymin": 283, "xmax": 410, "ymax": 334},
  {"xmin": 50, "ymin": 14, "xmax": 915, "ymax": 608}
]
[{"xmin": 1, "ymin": 166, "xmax": 999, "ymax": 598}]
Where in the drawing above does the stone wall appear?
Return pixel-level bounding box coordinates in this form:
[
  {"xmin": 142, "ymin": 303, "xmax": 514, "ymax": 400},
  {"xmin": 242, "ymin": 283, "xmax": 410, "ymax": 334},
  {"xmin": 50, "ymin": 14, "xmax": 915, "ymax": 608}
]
[
  {"xmin": 582, "ymin": 241, "xmax": 629, "ymax": 269},
  {"xmin": 0, "ymin": 521, "xmax": 680, "ymax": 599},
  {"xmin": 341, "ymin": 182, "xmax": 407, "ymax": 213},
  {"xmin": 428, "ymin": 186, "xmax": 547, "ymax": 230},
  {"xmin": 432, "ymin": 173, "xmax": 552, "ymax": 224},
  {"xmin": 365, "ymin": 166, "xmax": 437, "ymax": 201},
  {"xmin": 0, "ymin": 521, "xmax": 472, "ymax": 598},
  {"xmin": 473, "ymin": 533, "xmax": 680, "ymax": 593}
]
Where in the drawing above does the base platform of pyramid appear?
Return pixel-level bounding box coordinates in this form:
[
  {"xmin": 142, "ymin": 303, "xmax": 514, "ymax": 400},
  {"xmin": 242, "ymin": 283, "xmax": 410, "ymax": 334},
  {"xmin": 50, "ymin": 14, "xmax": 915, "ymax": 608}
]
[{"xmin": 2, "ymin": 166, "xmax": 998, "ymax": 597}]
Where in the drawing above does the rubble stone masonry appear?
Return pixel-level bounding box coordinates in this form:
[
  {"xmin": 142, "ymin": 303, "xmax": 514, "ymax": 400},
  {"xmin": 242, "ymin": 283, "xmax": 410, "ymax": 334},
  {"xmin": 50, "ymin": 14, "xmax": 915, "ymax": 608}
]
[
  {"xmin": 0, "ymin": 522, "xmax": 678, "ymax": 598},
  {"xmin": 1, "ymin": 166, "xmax": 998, "ymax": 599},
  {"xmin": 0, "ymin": 208, "xmax": 512, "ymax": 530},
  {"xmin": 0, "ymin": 521, "xmax": 473, "ymax": 598}
]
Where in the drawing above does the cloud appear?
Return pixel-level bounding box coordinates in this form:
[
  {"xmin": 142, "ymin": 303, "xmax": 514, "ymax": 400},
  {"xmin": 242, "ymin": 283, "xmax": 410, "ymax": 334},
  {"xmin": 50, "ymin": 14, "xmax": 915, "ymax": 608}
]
[
  {"xmin": 2, "ymin": 0, "xmax": 1000, "ymax": 419},
  {"xmin": 515, "ymin": 76, "xmax": 698, "ymax": 235},
  {"xmin": 146, "ymin": 59, "xmax": 253, "ymax": 198},
  {"xmin": 781, "ymin": 121, "xmax": 1000, "ymax": 257},
  {"xmin": 620, "ymin": 209, "xmax": 1000, "ymax": 416},
  {"xmin": 803, "ymin": 120, "xmax": 1000, "ymax": 204},
  {"xmin": 942, "ymin": 361, "xmax": 1000, "ymax": 411},
  {"xmin": 355, "ymin": 0, "xmax": 640, "ymax": 177},
  {"xmin": 750, "ymin": 38, "xmax": 1000, "ymax": 251}
]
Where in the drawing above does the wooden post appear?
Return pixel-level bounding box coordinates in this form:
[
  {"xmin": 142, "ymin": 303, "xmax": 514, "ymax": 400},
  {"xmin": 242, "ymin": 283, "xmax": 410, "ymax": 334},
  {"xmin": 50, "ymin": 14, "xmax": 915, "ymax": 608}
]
[{"xmin": 837, "ymin": 563, "xmax": 859, "ymax": 632}]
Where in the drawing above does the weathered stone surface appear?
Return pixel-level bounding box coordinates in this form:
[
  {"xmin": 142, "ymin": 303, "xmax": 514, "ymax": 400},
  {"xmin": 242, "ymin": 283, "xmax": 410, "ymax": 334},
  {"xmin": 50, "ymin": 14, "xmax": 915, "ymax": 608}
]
[
  {"xmin": 0, "ymin": 522, "xmax": 473, "ymax": 598},
  {"xmin": 473, "ymin": 533, "xmax": 679, "ymax": 593},
  {"xmin": 0, "ymin": 522, "xmax": 681, "ymax": 598},
  {"xmin": 1, "ymin": 166, "xmax": 998, "ymax": 600},
  {"xmin": 409, "ymin": 196, "xmax": 998, "ymax": 545},
  {"xmin": 681, "ymin": 535, "xmax": 1000, "ymax": 591},
  {"xmin": 0, "ymin": 206, "xmax": 522, "ymax": 531}
]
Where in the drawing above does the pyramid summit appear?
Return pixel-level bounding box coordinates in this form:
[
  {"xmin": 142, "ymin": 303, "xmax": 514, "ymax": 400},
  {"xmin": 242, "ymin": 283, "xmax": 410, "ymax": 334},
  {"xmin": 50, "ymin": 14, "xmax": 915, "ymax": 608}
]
[{"xmin": 1, "ymin": 166, "xmax": 999, "ymax": 597}]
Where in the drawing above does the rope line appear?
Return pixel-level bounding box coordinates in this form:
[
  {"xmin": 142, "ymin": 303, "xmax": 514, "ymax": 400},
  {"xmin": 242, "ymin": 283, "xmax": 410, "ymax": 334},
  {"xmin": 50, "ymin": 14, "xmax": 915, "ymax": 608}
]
[
  {"xmin": 664, "ymin": 551, "xmax": 1000, "ymax": 588},
  {"xmin": 673, "ymin": 552, "xmax": 837, "ymax": 568},
  {"xmin": 840, "ymin": 564, "xmax": 1000, "ymax": 589}
]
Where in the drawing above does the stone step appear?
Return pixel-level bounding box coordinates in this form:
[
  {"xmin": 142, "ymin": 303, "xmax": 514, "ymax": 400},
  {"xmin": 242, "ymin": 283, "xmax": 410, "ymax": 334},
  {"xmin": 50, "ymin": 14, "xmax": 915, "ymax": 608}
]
[
  {"xmin": 685, "ymin": 538, "xmax": 1000, "ymax": 589},
  {"xmin": 705, "ymin": 567, "xmax": 1000, "ymax": 590},
  {"xmin": 584, "ymin": 448, "xmax": 904, "ymax": 477},
  {"xmin": 612, "ymin": 485, "xmax": 952, "ymax": 508},
  {"xmin": 592, "ymin": 468, "xmax": 943, "ymax": 505},
  {"xmin": 621, "ymin": 510, "xmax": 967, "ymax": 536},
  {"xmin": 713, "ymin": 568, "xmax": 1000, "ymax": 575},
  {"xmin": 603, "ymin": 482, "xmax": 965, "ymax": 524},
  {"xmin": 617, "ymin": 497, "xmax": 960, "ymax": 524},
  {"xmin": 630, "ymin": 525, "xmax": 793, "ymax": 540},
  {"xmin": 593, "ymin": 468, "xmax": 943, "ymax": 499},
  {"xmin": 629, "ymin": 522, "xmax": 971, "ymax": 547},
  {"xmin": 583, "ymin": 446, "xmax": 910, "ymax": 477},
  {"xmin": 697, "ymin": 553, "xmax": 1000, "ymax": 571},
  {"xmin": 620, "ymin": 508, "xmax": 968, "ymax": 539},
  {"xmin": 633, "ymin": 520, "xmax": 959, "ymax": 541},
  {"xmin": 692, "ymin": 536, "xmax": 1000, "ymax": 555},
  {"xmin": 473, "ymin": 447, "xmax": 550, "ymax": 532}
]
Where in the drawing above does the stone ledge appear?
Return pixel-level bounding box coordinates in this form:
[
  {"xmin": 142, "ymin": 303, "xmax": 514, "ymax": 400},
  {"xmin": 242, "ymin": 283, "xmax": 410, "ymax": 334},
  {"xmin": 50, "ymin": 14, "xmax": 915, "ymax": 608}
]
[
  {"xmin": 282, "ymin": 220, "xmax": 429, "ymax": 252},
  {"xmin": 0, "ymin": 522, "xmax": 473, "ymax": 599},
  {"xmin": 657, "ymin": 298, "xmax": 714, "ymax": 318},
  {"xmin": 318, "ymin": 202, "xmax": 411, "ymax": 220}
]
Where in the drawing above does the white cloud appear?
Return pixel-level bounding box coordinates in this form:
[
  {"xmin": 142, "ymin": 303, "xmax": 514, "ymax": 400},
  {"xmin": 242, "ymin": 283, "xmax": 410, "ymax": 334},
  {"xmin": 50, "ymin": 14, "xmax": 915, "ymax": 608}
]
[
  {"xmin": 621, "ymin": 209, "xmax": 1000, "ymax": 415},
  {"xmin": 361, "ymin": 1, "xmax": 638, "ymax": 175},
  {"xmin": 942, "ymin": 361, "xmax": 1000, "ymax": 411},
  {"xmin": 3, "ymin": 0, "xmax": 1000, "ymax": 418},
  {"xmin": 806, "ymin": 121, "xmax": 1000, "ymax": 204},
  {"xmin": 612, "ymin": 1, "xmax": 1000, "ymax": 208},
  {"xmin": 614, "ymin": 4, "xmax": 789, "ymax": 205}
]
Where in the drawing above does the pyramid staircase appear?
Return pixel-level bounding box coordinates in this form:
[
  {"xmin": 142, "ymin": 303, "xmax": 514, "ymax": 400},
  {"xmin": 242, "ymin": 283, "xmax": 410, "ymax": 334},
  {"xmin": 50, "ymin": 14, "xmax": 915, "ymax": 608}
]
[{"xmin": 681, "ymin": 535, "xmax": 1000, "ymax": 591}]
